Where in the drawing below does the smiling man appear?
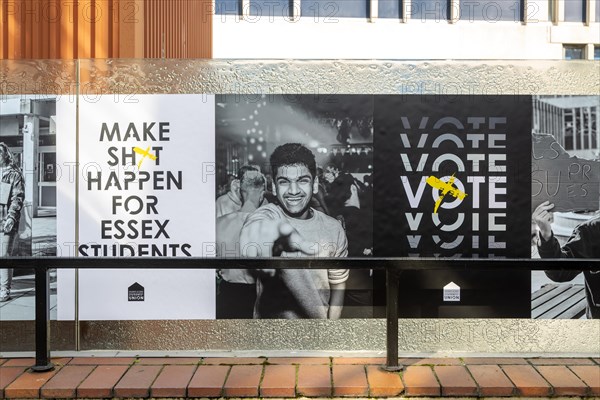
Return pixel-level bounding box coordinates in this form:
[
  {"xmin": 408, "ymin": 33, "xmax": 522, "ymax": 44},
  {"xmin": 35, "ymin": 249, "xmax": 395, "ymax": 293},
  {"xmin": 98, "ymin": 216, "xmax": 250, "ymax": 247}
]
[{"xmin": 239, "ymin": 143, "xmax": 348, "ymax": 319}]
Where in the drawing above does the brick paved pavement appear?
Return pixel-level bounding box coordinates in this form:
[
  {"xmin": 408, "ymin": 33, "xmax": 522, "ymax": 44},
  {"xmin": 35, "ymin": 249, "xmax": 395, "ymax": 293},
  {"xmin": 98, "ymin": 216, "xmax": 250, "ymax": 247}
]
[{"xmin": 0, "ymin": 356, "xmax": 599, "ymax": 398}]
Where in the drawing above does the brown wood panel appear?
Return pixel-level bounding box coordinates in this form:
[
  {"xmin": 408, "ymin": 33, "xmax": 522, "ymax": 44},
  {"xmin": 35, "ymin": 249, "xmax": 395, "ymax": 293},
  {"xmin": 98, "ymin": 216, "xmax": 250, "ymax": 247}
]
[
  {"xmin": 147, "ymin": 0, "xmax": 153, "ymax": 57},
  {"xmin": 162, "ymin": 0, "xmax": 166, "ymax": 57},
  {"xmin": 177, "ymin": 0, "xmax": 180, "ymax": 57},
  {"xmin": 5, "ymin": 1, "xmax": 16, "ymax": 58},
  {"xmin": 42, "ymin": 0, "xmax": 50, "ymax": 58},
  {"xmin": 145, "ymin": 0, "xmax": 209, "ymax": 59},
  {"xmin": 109, "ymin": 0, "xmax": 117, "ymax": 57},
  {"xmin": 0, "ymin": 0, "xmax": 212, "ymax": 59},
  {"xmin": 0, "ymin": 0, "xmax": 5, "ymax": 58},
  {"xmin": 95, "ymin": 0, "xmax": 110, "ymax": 58},
  {"xmin": 8, "ymin": 0, "xmax": 21, "ymax": 59},
  {"xmin": 77, "ymin": 0, "xmax": 91, "ymax": 58},
  {"xmin": 23, "ymin": 0, "xmax": 32, "ymax": 58},
  {"xmin": 60, "ymin": 0, "xmax": 74, "ymax": 59},
  {"xmin": 168, "ymin": 0, "xmax": 171, "ymax": 57},
  {"xmin": 48, "ymin": 0, "xmax": 60, "ymax": 58},
  {"xmin": 35, "ymin": 0, "xmax": 43, "ymax": 58}
]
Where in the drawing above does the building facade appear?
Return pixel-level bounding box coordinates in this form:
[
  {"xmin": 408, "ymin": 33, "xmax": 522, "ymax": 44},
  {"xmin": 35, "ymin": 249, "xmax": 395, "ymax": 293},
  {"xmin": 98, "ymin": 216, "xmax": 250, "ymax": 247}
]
[
  {"xmin": 533, "ymin": 95, "xmax": 600, "ymax": 159},
  {"xmin": 213, "ymin": 0, "xmax": 600, "ymax": 59},
  {"xmin": 0, "ymin": 0, "xmax": 598, "ymax": 60}
]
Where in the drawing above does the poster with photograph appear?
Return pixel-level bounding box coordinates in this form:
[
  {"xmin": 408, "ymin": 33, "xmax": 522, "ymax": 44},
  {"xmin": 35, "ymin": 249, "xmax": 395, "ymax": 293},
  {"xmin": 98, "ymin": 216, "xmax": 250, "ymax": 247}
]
[
  {"xmin": 373, "ymin": 95, "xmax": 532, "ymax": 318},
  {"xmin": 531, "ymin": 95, "xmax": 600, "ymax": 320},
  {"xmin": 57, "ymin": 94, "xmax": 216, "ymax": 320},
  {"xmin": 0, "ymin": 96, "xmax": 58, "ymax": 320},
  {"xmin": 214, "ymin": 94, "xmax": 536, "ymax": 320},
  {"xmin": 214, "ymin": 94, "xmax": 375, "ymax": 319},
  {"xmin": 40, "ymin": 93, "xmax": 599, "ymax": 322}
]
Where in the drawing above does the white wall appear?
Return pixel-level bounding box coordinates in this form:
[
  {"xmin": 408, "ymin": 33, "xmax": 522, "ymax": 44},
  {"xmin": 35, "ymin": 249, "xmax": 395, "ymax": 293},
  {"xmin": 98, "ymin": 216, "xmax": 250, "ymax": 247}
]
[{"xmin": 213, "ymin": 16, "xmax": 599, "ymax": 60}]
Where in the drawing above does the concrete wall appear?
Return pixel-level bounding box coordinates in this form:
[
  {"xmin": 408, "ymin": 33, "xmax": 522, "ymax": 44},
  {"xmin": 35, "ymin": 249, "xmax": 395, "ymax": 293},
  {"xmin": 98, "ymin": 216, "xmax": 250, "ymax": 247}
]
[{"xmin": 212, "ymin": 4, "xmax": 600, "ymax": 60}]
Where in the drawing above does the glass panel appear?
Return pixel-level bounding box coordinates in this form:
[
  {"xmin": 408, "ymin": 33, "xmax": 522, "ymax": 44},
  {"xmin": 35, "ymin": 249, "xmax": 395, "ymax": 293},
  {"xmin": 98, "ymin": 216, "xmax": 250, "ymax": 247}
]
[
  {"xmin": 301, "ymin": 0, "xmax": 369, "ymax": 18},
  {"xmin": 597, "ymin": 0, "xmax": 600, "ymax": 23},
  {"xmin": 595, "ymin": 46, "xmax": 600, "ymax": 60},
  {"xmin": 459, "ymin": 0, "xmax": 522, "ymax": 21},
  {"xmin": 564, "ymin": 45, "xmax": 585, "ymax": 60},
  {"xmin": 216, "ymin": 0, "xmax": 241, "ymax": 15},
  {"xmin": 410, "ymin": 0, "xmax": 450, "ymax": 20},
  {"xmin": 379, "ymin": 0, "xmax": 402, "ymax": 18},
  {"xmin": 564, "ymin": 0, "xmax": 585, "ymax": 22},
  {"xmin": 1, "ymin": 59, "xmax": 598, "ymax": 353},
  {"xmin": 77, "ymin": 59, "xmax": 598, "ymax": 97},
  {"xmin": 250, "ymin": 0, "xmax": 293, "ymax": 17}
]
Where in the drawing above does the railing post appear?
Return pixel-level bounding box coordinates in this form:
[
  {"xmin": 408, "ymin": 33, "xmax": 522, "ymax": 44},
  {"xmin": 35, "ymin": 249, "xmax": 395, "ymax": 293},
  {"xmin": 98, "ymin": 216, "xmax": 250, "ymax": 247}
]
[
  {"xmin": 384, "ymin": 267, "xmax": 403, "ymax": 371},
  {"xmin": 31, "ymin": 266, "xmax": 54, "ymax": 372}
]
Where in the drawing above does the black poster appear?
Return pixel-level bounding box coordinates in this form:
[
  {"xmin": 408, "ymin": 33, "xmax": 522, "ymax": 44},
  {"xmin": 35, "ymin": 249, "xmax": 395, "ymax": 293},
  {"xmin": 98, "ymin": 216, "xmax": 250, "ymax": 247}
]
[{"xmin": 374, "ymin": 95, "xmax": 532, "ymax": 317}]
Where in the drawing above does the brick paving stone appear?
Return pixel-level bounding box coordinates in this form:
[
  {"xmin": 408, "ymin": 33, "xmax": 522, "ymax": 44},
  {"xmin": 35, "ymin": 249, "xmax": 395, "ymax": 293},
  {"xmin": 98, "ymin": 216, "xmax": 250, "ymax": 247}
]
[
  {"xmin": 203, "ymin": 357, "xmax": 265, "ymax": 365},
  {"xmin": 51, "ymin": 358, "xmax": 72, "ymax": 366},
  {"xmin": 462, "ymin": 357, "xmax": 528, "ymax": 365},
  {"xmin": 188, "ymin": 365, "xmax": 230, "ymax": 398},
  {"xmin": 77, "ymin": 365, "xmax": 129, "ymax": 398},
  {"xmin": 2, "ymin": 357, "xmax": 71, "ymax": 368},
  {"xmin": 267, "ymin": 357, "xmax": 330, "ymax": 365},
  {"xmin": 260, "ymin": 364, "xmax": 296, "ymax": 397},
  {"xmin": 501, "ymin": 365, "xmax": 552, "ymax": 397},
  {"xmin": 68, "ymin": 357, "xmax": 135, "ymax": 365},
  {"xmin": 569, "ymin": 365, "xmax": 600, "ymax": 396},
  {"xmin": 2, "ymin": 359, "xmax": 35, "ymax": 367},
  {"xmin": 297, "ymin": 364, "xmax": 332, "ymax": 397},
  {"xmin": 222, "ymin": 365, "xmax": 263, "ymax": 397},
  {"xmin": 434, "ymin": 365, "xmax": 478, "ymax": 397},
  {"xmin": 150, "ymin": 364, "xmax": 196, "ymax": 398},
  {"xmin": 0, "ymin": 359, "xmax": 5, "ymax": 366},
  {"xmin": 366, "ymin": 366, "xmax": 404, "ymax": 397},
  {"xmin": 593, "ymin": 358, "xmax": 600, "ymax": 365},
  {"xmin": 40, "ymin": 365, "xmax": 94, "ymax": 398},
  {"xmin": 113, "ymin": 364, "xmax": 162, "ymax": 398},
  {"xmin": 404, "ymin": 358, "xmax": 462, "ymax": 366},
  {"xmin": 139, "ymin": 357, "xmax": 201, "ymax": 365},
  {"xmin": 0, "ymin": 367, "xmax": 27, "ymax": 398},
  {"xmin": 332, "ymin": 365, "xmax": 368, "ymax": 396},
  {"xmin": 333, "ymin": 357, "xmax": 385, "ymax": 365},
  {"xmin": 4, "ymin": 367, "xmax": 60, "ymax": 398},
  {"xmin": 467, "ymin": 365, "xmax": 515, "ymax": 397},
  {"xmin": 535, "ymin": 365, "xmax": 588, "ymax": 396},
  {"xmin": 402, "ymin": 366, "xmax": 440, "ymax": 396},
  {"xmin": 528, "ymin": 358, "xmax": 595, "ymax": 365}
]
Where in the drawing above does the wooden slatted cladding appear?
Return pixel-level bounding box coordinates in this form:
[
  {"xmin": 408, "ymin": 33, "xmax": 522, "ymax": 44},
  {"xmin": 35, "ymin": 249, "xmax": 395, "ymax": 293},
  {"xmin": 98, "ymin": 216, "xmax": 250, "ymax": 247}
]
[
  {"xmin": 0, "ymin": 0, "xmax": 212, "ymax": 59},
  {"xmin": 144, "ymin": 0, "xmax": 212, "ymax": 58}
]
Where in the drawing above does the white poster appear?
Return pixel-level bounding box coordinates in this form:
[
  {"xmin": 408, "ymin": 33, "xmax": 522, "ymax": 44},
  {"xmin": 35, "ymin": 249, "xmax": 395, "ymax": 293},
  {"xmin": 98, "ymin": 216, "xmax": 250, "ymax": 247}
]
[{"xmin": 57, "ymin": 94, "xmax": 216, "ymax": 320}]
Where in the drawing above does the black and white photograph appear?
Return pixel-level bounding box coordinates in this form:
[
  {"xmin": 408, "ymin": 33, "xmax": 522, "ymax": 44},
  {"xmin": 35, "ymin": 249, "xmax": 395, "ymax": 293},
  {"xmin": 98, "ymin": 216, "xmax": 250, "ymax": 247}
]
[
  {"xmin": 0, "ymin": 96, "xmax": 57, "ymax": 320},
  {"xmin": 215, "ymin": 94, "xmax": 374, "ymax": 319},
  {"xmin": 531, "ymin": 95, "xmax": 600, "ymax": 319}
]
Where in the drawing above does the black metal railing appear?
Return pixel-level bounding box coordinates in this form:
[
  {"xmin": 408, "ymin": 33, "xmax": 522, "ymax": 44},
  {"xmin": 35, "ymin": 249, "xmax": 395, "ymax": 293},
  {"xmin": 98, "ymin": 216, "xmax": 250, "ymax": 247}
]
[{"xmin": 5, "ymin": 257, "xmax": 600, "ymax": 372}]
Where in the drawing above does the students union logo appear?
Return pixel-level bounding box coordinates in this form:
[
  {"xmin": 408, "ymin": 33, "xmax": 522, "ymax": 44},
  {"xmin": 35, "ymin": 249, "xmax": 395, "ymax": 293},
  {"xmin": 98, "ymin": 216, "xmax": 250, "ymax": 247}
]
[{"xmin": 128, "ymin": 282, "xmax": 145, "ymax": 301}]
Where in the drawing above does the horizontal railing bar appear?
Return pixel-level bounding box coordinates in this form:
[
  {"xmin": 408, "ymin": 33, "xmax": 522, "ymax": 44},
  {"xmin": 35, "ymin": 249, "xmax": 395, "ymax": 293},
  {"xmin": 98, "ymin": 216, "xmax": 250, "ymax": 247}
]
[{"xmin": 4, "ymin": 257, "xmax": 600, "ymax": 270}]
